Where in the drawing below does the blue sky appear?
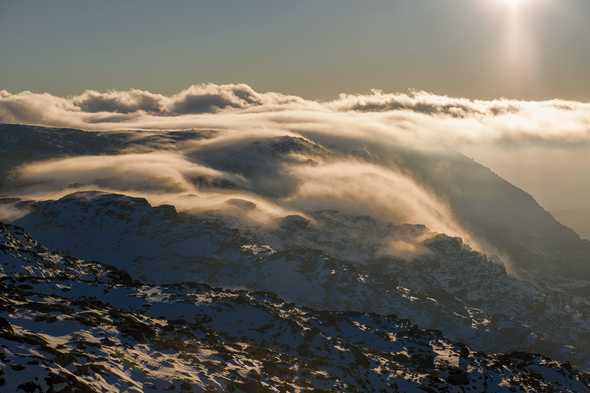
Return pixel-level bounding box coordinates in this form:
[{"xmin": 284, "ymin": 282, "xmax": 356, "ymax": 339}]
[{"xmin": 1, "ymin": 0, "xmax": 589, "ymax": 99}]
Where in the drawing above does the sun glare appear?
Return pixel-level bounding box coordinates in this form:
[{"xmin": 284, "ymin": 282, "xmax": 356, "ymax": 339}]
[{"xmin": 501, "ymin": 0, "xmax": 526, "ymax": 8}]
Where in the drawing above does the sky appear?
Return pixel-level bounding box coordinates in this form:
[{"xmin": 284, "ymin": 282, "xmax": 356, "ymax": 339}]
[{"xmin": 1, "ymin": 0, "xmax": 589, "ymax": 100}]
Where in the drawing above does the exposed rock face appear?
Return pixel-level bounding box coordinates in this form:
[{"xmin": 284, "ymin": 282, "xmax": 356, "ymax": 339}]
[{"xmin": 1, "ymin": 223, "xmax": 589, "ymax": 392}]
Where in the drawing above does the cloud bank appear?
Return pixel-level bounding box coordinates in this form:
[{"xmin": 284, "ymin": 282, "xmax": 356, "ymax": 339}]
[
  {"xmin": 1, "ymin": 83, "xmax": 589, "ymax": 148},
  {"xmin": 2, "ymin": 83, "xmax": 590, "ymax": 262}
]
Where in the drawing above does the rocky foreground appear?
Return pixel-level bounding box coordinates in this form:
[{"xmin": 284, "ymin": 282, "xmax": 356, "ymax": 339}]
[{"xmin": 1, "ymin": 223, "xmax": 589, "ymax": 392}]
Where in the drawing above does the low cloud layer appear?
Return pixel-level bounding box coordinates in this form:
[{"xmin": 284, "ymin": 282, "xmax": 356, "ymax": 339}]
[
  {"xmin": 12, "ymin": 152, "xmax": 247, "ymax": 194},
  {"xmin": 1, "ymin": 83, "xmax": 589, "ymax": 148},
  {"xmin": 2, "ymin": 83, "xmax": 590, "ymax": 259},
  {"xmin": 10, "ymin": 139, "xmax": 465, "ymax": 238}
]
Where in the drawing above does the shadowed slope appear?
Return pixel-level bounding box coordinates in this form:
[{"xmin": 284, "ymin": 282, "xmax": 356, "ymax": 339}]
[{"xmin": 1, "ymin": 223, "xmax": 589, "ymax": 392}]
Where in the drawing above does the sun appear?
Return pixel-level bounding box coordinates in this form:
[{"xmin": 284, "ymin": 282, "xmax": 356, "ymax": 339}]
[{"xmin": 500, "ymin": 0, "xmax": 526, "ymax": 7}]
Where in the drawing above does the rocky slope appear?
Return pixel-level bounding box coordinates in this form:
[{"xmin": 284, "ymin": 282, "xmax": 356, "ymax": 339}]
[
  {"xmin": 1, "ymin": 223, "xmax": 589, "ymax": 392},
  {"xmin": 8, "ymin": 192, "xmax": 590, "ymax": 370}
]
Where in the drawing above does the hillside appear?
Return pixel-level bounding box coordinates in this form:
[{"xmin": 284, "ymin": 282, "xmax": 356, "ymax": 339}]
[{"xmin": 1, "ymin": 223, "xmax": 589, "ymax": 392}]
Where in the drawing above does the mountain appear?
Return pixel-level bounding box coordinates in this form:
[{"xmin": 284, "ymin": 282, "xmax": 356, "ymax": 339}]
[
  {"xmin": 326, "ymin": 139, "xmax": 590, "ymax": 280},
  {"xmin": 2, "ymin": 223, "xmax": 589, "ymax": 392},
  {"xmin": 2, "ymin": 123, "xmax": 590, "ymax": 371},
  {"xmin": 2, "ymin": 123, "xmax": 589, "ymax": 281},
  {"xmin": 9, "ymin": 191, "xmax": 590, "ymax": 370},
  {"xmin": 393, "ymin": 149, "xmax": 590, "ymax": 279},
  {"xmin": 553, "ymin": 208, "xmax": 590, "ymax": 241}
]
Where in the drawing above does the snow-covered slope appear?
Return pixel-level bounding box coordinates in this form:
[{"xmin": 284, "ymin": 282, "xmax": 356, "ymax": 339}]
[
  {"xmin": 11, "ymin": 192, "xmax": 590, "ymax": 370},
  {"xmin": 1, "ymin": 223, "xmax": 589, "ymax": 392}
]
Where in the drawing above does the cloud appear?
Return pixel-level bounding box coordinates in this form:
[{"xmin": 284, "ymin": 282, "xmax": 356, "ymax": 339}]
[
  {"xmin": 50, "ymin": 83, "xmax": 312, "ymax": 119},
  {"xmin": 73, "ymin": 89, "xmax": 166, "ymax": 114},
  {"xmin": 286, "ymin": 160, "xmax": 467, "ymax": 240},
  {"xmin": 183, "ymin": 131, "xmax": 328, "ymax": 198},
  {"xmin": 0, "ymin": 91, "xmax": 79, "ymax": 127},
  {"xmin": 2, "ymin": 83, "xmax": 590, "ymax": 261},
  {"xmin": 0, "ymin": 203, "xmax": 29, "ymax": 222},
  {"xmin": 12, "ymin": 152, "xmax": 247, "ymax": 194},
  {"xmin": 1, "ymin": 83, "xmax": 589, "ymax": 148},
  {"xmin": 7, "ymin": 127, "xmax": 471, "ymax": 241},
  {"xmin": 167, "ymin": 83, "xmax": 307, "ymax": 114},
  {"xmin": 328, "ymin": 90, "xmax": 521, "ymax": 117}
]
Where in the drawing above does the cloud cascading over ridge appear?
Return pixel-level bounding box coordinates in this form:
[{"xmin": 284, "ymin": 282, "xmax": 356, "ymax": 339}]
[
  {"xmin": 12, "ymin": 152, "xmax": 248, "ymax": 194},
  {"xmin": 2, "ymin": 83, "xmax": 590, "ymax": 260}
]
